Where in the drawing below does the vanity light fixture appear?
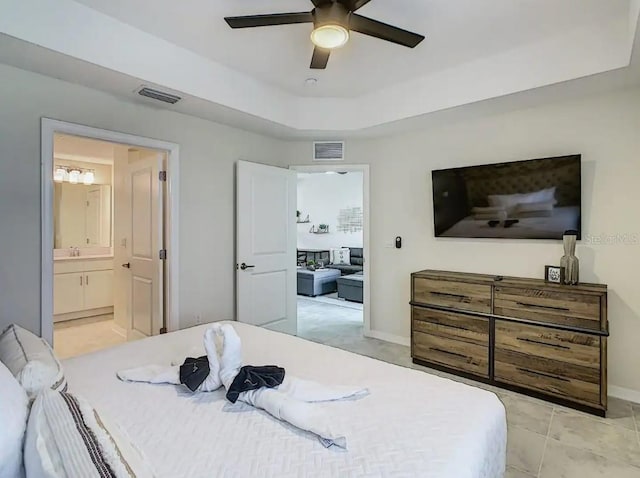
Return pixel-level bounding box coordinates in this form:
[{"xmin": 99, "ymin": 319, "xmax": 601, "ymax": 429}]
[
  {"xmin": 82, "ymin": 171, "xmax": 95, "ymax": 185},
  {"xmin": 53, "ymin": 168, "xmax": 66, "ymax": 183},
  {"xmin": 68, "ymin": 169, "xmax": 81, "ymax": 184},
  {"xmin": 54, "ymin": 166, "xmax": 96, "ymax": 185}
]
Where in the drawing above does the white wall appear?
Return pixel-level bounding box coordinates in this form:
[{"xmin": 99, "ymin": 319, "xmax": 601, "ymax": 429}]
[
  {"xmin": 0, "ymin": 63, "xmax": 287, "ymax": 335},
  {"xmin": 297, "ymin": 172, "xmax": 363, "ymax": 251},
  {"xmin": 281, "ymin": 86, "xmax": 640, "ymax": 395}
]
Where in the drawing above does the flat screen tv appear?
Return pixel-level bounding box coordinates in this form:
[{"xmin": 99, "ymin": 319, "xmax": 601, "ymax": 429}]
[{"xmin": 432, "ymin": 155, "xmax": 581, "ymax": 240}]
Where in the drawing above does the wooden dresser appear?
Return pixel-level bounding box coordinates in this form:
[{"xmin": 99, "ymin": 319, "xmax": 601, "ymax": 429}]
[{"xmin": 410, "ymin": 270, "xmax": 608, "ymax": 416}]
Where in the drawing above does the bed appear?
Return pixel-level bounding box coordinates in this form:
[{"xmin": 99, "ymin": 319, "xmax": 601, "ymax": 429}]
[
  {"xmin": 441, "ymin": 206, "xmax": 580, "ymax": 239},
  {"xmin": 62, "ymin": 322, "xmax": 507, "ymax": 478}
]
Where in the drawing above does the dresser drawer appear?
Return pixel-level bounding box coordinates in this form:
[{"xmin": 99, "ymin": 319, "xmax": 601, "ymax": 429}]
[
  {"xmin": 412, "ymin": 307, "xmax": 489, "ymax": 346},
  {"xmin": 494, "ymin": 357, "xmax": 601, "ymax": 406},
  {"xmin": 494, "ymin": 321, "xmax": 601, "ymax": 406},
  {"xmin": 494, "ymin": 286, "xmax": 602, "ymax": 330},
  {"xmin": 412, "ymin": 330, "xmax": 489, "ymax": 377},
  {"xmin": 495, "ymin": 321, "xmax": 600, "ymax": 368},
  {"xmin": 413, "ymin": 278, "xmax": 491, "ymax": 313}
]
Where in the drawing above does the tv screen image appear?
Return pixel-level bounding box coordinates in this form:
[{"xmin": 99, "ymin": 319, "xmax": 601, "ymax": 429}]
[{"xmin": 432, "ymin": 155, "xmax": 581, "ymax": 240}]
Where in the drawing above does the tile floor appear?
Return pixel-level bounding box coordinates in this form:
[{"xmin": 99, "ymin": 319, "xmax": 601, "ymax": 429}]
[
  {"xmin": 53, "ymin": 314, "xmax": 126, "ymax": 359},
  {"xmin": 297, "ymin": 298, "xmax": 640, "ymax": 478}
]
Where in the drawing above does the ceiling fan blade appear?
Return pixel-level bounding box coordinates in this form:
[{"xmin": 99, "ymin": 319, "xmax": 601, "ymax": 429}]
[
  {"xmin": 225, "ymin": 12, "xmax": 313, "ymax": 29},
  {"xmin": 344, "ymin": 0, "xmax": 372, "ymax": 11},
  {"xmin": 349, "ymin": 14, "xmax": 425, "ymax": 48},
  {"xmin": 310, "ymin": 47, "xmax": 331, "ymax": 69}
]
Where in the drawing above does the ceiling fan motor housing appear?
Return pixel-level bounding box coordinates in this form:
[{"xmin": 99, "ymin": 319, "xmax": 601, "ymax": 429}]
[{"xmin": 313, "ymin": 3, "xmax": 351, "ymax": 29}]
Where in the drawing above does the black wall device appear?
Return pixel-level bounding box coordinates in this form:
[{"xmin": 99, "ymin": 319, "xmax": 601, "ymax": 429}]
[{"xmin": 395, "ymin": 236, "xmax": 402, "ymax": 249}]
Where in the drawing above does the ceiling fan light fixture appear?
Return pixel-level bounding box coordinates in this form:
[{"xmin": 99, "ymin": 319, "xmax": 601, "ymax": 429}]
[{"xmin": 310, "ymin": 24, "xmax": 349, "ymax": 49}]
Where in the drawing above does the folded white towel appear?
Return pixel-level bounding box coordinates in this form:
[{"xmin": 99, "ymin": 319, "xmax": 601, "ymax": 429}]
[
  {"xmin": 212, "ymin": 323, "xmax": 368, "ymax": 448},
  {"xmin": 117, "ymin": 328, "xmax": 223, "ymax": 392}
]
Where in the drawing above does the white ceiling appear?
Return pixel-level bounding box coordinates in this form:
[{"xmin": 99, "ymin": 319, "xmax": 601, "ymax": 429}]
[
  {"xmin": 73, "ymin": 0, "xmax": 630, "ymax": 98},
  {"xmin": 0, "ymin": 0, "xmax": 639, "ymax": 133}
]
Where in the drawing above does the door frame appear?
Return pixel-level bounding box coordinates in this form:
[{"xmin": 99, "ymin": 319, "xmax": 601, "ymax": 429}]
[
  {"xmin": 40, "ymin": 118, "xmax": 180, "ymax": 344},
  {"xmin": 289, "ymin": 164, "xmax": 371, "ymax": 339}
]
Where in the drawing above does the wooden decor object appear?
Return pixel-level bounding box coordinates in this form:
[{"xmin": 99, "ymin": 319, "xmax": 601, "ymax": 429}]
[{"xmin": 411, "ymin": 269, "xmax": 608, "ymax": 416}]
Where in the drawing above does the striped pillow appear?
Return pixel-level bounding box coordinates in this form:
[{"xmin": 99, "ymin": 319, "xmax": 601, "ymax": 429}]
[
  {"xmin": 0, "ymin": 324, "xmax": 67, "ymax": 397},
  {"xmin": 24, "ymin": 390, "xmax": 154, "ymax": 478}
]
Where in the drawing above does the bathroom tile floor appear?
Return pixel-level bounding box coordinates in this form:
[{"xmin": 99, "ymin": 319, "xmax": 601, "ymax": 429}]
[{"xmin": 54, "ymin": 314, "xmax": 126, "ymax": 359}]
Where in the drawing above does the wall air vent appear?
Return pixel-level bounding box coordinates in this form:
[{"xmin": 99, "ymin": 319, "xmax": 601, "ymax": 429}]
[
  {"xmin": 137, "ymin": 87, "xmax": 181, "ymax": 105},
  {"xmin": 313, "ymin": 141, "xmax": 344, "ymax": 161}
]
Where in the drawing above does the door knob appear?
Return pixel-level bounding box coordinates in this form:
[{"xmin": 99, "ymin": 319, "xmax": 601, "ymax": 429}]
[
  {"xmin": 122, "ymin": 263, "xmax": 131, "ymax": 269},
  {"xmin": 240, "ymin": 263, "xmax": 255, "ymax": 271}
]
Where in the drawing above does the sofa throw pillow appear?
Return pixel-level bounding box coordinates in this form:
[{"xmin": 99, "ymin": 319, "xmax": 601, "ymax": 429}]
[
  {"xmin": 0, "ymin": 324, "xmax": 67, "ymax": 397},
  {"xmin": 332, "ymin": 248, "xmax": 351, "ymax": 265},
  {"xmin": 24, "ymin": 389, "xmax": 155, "ymax": 478},
  {"xmin": 0, "ymin": 361, "xmax": 29, "ymax": 478}
]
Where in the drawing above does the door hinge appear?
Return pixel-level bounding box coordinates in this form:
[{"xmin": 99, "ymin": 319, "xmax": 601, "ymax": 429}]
[
  {"xmin": 159, "ymin": 171, "xmax": 167, "ymax": 182},
  {"xmin": 159, "ymin": 249, "xmax": 167, "ymax": 260}
]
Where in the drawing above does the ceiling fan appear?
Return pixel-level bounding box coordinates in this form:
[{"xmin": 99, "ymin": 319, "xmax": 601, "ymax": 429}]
[{"xmin": 224, "ymin": 0, "xmax": 425, "ymax": 70}]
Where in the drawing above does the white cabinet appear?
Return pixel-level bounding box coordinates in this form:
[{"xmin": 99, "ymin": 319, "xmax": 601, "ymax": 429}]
[
  {"xmin": 53, "ymin": 259, "xmax": 113, "ymax": 320},
  {"xmin": 53, "ymin": 273, "xmax": 85, "ymax": 315},
  {"xmin": 84, "ymin": 270, "xmax": 114, "ymax": 310}
]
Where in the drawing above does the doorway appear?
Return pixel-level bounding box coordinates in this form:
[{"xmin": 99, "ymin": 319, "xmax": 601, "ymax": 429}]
[
  {"xmin": 41, "ymin": 119, "xmax": 180, "ymax": 355},
  {"xmin": 291, "ymin": 165, "xmax": 370, "ymax": 346}
]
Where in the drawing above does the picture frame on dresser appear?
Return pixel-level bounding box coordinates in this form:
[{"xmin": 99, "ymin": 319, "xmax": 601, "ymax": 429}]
[
  {"xmin": 544, "ymin": 265, "xmax": 565, "ymax": 284},
  {"xmin": 410, "ymin": 269, "xmax": 608, "ymax": 416}
]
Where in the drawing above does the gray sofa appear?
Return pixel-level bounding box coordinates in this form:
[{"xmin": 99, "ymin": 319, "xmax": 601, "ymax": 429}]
[{"xmin": 326, "ymin": 247, "xmax": 364, "ymax": 275}]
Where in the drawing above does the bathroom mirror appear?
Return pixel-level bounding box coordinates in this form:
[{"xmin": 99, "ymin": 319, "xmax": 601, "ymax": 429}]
[{"xmin": 54, "ymin": 183, "xmax": 112, "ymax": 248}]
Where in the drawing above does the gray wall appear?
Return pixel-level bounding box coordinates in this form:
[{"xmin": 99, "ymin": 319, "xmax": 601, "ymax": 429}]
[
  {"xmin": 281, "ymin": 87, "xmax": 640, "ymax": 394},
  {"xmin": 0, "ymin": 64, "xmax": 287, "ymax": 335}
]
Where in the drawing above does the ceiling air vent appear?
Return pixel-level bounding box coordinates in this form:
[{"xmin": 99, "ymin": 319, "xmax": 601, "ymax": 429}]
[
  {"xmin": 313, "ymin": 141, "xmax": 344, "ymax": 161},
  {"xmin": 137, "ymin": 87, "xmax": 181, "ymax": 105}
]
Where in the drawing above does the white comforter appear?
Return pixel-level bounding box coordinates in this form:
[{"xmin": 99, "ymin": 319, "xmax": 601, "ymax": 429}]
[{"xmin": 62, "ymin": 322, "xmax": 507, "ymax": 478}]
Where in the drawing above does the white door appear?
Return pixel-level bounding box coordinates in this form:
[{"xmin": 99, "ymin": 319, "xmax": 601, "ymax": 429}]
[
  {"xmin": 126, "ymin": 151, "xmax": 164, "ymax": 340},
  {"xmin": 85, "ymin": 187, "xmax": 101, "ymax": 246},
  {"xmin": 236, "ymin": 161, "xmax": 297, "ymax": 335}
]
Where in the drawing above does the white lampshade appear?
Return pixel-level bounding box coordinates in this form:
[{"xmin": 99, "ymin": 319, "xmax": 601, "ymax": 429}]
[
  {"xmin": 83, "ymin": 171, "xmax": 95, "ymax": 185},
  {"xmin": 53, "ymin": 168, "xmax": 66, "ymax": 182},
  {"xmin": 310, "ymin": 24, "xmax": 349, "ymax": 49},
  {"xmin": 68, "ymin": 169, "xmax": 81, "ymax": 184}
]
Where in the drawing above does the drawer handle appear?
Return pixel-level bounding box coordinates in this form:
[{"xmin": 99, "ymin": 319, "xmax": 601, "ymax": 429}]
[
  {"xmin": 415, "ymin": 318, "xmax": 469, "ymax": 332},
  {"xmin": 516, "ymin": 367, "xmax": 570, "ymax": 382},
  {"xmin": 442, "ymin": 324, "xmax": 470, "ymax": 332},
  {"xmin": 517, "ymin": 337, "xmax": 570, "ymax": 350},
  {"xmin": 430, "ymin": 291, "xmax": 467, "ymax": 300},
  {"xmin": 516, "ymin": 301, "xmax": 570, "ymax": 312},
  {"xmin": 430, "ymin": 347, "xmax": 468, "ymax": 359}
]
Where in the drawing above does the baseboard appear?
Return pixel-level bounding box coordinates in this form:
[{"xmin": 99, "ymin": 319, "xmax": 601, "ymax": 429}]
[
  {"xmin": 54, "ymin": 306, "xmax": 114, "ymax": 323},
  {"xmin": 609, "ymin": 385, "xmax": 640, "ymax": 404},
  {"xmin": 365, "ymin": 330, "xmax": 410, "ymax": 347},
  {"xmin": 111, "ymin": 323, "xmax": 127, "ymax": 338}
]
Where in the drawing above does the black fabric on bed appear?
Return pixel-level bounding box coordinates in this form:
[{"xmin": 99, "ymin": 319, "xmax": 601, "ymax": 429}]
[
  {"xmin": 226, "ymin": 365, "xmax": 285, "ymax": 403},
  {"xmin": 179, "ymin": 356, "xmax": 210, "ymax": 392}
]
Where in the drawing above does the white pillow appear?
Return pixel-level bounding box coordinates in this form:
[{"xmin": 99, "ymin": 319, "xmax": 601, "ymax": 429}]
[
  {"xmin": 0, "ymin": 324, "xmax": 67, "ymax": 397},
  {"xmin": 487, "ymin": 187, "xmax": 557, "ymax": 211},
  {"xmin": 0, "ymin": 361, "xmax": 28, "ymax": 478},
  {"xmin": 25, "ymin": 390, "xmax": 154, "ymax": 478},
  {"xmin": 331, "ymin": 248, "xmax": 351, "ymax": 265}
]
